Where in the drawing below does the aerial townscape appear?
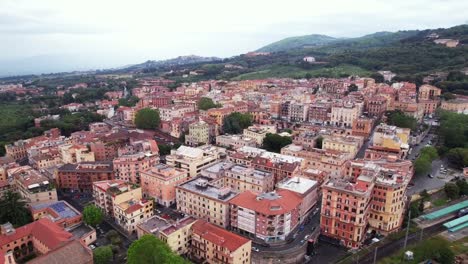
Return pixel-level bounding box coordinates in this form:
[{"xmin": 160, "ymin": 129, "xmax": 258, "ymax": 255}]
[{"xmin": 1, "ymin": 2, "xmax": 468, "ymax": 264}]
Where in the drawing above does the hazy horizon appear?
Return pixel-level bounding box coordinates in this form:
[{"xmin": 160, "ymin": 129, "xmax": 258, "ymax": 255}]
[{"xmin": 1, "ymin": 0, "xmax": 467, "ymax": 76}]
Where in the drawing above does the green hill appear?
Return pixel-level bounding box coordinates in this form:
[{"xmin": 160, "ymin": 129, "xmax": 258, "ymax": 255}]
[{"xmin": 256, "ymin": 34, "xmax": 338, "ymax": 52}]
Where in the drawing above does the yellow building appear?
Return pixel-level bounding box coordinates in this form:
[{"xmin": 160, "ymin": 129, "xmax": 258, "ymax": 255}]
[
  {"xmin": 185, "ymin": 120, "xmax": 210, "ymax": 146},
  {"xmin": 114, "ymin": 198, "xmax": 153, "ymax": 234},
  {"xmin": 441, "ymin": 97, "xmax": 468, "ymax": 114},
  {"xmin": 59, "ymin": 144, "xmax": 95, "ymax": 164},
  {"xmin": 322, "ymin": 135, "xmax": 363, "ymax": 157},
  {"xmin": 243, "ymin": 125, "xmax": 277, "ymax": 146},
  {"xmin": 176, "ymin": 177, "xmax": 237, "ymax": 228},
  {"xmin": 93, "ymin": 179, "xmax": 153, "ymax": 233},
  {"xmin": 190, "ymin": 220, "xmax": 252, "ymax": 264},
  {"xmin": 372, "ymin": 124, "xmax": 410, "ymax": 151},
  {"xmin": 9, "ymin": 166, "xmax": 58, "ymax": 205},
  {"xmin": 137, "ymin": 215, "xmax": 197, "ymax": 255}
]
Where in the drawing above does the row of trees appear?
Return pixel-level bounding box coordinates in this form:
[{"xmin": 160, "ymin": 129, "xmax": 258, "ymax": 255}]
[
  {"xmin": 444, "ymin": 180, "xmax": 468, "ymax": 200},
  {"xmin": 437, "ymin": 110, "xmax": 468, "ymax": 169}
]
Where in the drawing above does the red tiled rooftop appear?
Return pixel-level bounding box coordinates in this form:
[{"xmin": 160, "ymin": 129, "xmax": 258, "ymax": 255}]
[
  {"xmin": 0, "ymin": 218, "xmax": 72, "ymax": 249},
  {"xmin": 229, "ymin": 190, "xmax": 302, "ymax": 215},
  {"xmin": 191, "ymin": 220, "xmax": 250, "ymax": 252}
]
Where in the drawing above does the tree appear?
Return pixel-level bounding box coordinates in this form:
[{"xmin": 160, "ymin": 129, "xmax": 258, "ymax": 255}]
[
  {"xmin": 420, "ymin": 189, "xmax": 430, "ymax": 201},
  {"xmin": 370, "ymin": 72, "xmax": 385, "ymax": 83},
  {"xmin": 455, "ymin": 179, "xmax": 468, "ymax": 196},
  {"xmin": 438, "ymin": 110, "xmax": 468, "ymax": 149},
  {"xmin": 262, "ymin": 133, "xmax": 292, "ymax": 153},
  {"xmin": 441, "ymin": 92, "xmax": 456, "ymax": 101},
  {"xmin": 222, "ymin": 112, "xmax": 253, "ymax": 134},
  {"xmin": 0, "ymin": 191, "xmax": 32, "ymax": 227},
  {"xmin": 83, "ymin": 205, "xmax": 103, "ymax": 227},
  {"xmin": 420, "ymin": 146, "xmax": 439, "ymax": 161},
  {"xmin": 386, "ymin": 110, "xmax": 417, "ymax": 130},
  {"xmin": 93, "ymin": 245, "xmax": 113, "ymax": 264},
  {"xmin": 118, "ymin": 96, "xmax": 140, "ymax": 107},
  {"xmin": 127, "ymin": 234, "xmax": 187, "ymax": 264},
  {"xmin": 414, "ymin": 156, "xmax": 432, "ymax": 175},
  {"xmin": 444, "ymin": 183, "xmax": 460, "ymax": 200},
  {"xmin": 135, "ymin": 108, "xmax": 160, "ymax": 130},
  {"xmin": 198, "ymin": 97, "xmax": 221, "ymax": 110},
  {"xmin": 348, "ymin": 84, "xmax": 359, "ymax": 92},
  {"xmin": 446, "ymin": 148, "xmax": 468, "ymax": 169}
]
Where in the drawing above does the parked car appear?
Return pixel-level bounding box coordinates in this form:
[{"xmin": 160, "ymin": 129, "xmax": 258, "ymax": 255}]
[
  {"xmin": 428, "ymin": 174, "xmax": 434, "ymax": 178},
  {"xmin": 252, "ymin": 247, "xmax": 260, "ymax": 252},
  {"xmin": 89, "ymin": 244, "xmax": 96, "ymax": 250}
]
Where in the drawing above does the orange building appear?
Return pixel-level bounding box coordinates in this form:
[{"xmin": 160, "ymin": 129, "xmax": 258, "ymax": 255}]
[{"xmin": 140, "ymin": 163, "xmax": 189, "ymax": 206}]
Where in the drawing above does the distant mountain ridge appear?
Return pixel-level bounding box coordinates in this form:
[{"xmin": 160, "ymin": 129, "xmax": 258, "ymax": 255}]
[{"xmin": 124, "ymin": 55, "xmax": 222, "ymax": 71}]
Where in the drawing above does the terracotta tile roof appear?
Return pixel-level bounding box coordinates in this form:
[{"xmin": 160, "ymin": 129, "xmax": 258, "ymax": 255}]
[
  {"xmin": 0, "ymin": 218, "xmax": 72, "ymax": 249},
  {"xmin": 27, "ymin": 240, "xmax": 92, "ymax": 264},
  {"xmin": 124, "ymin": 203, "xmax": 143, "ymax": 214},
  {"xmin": 191, "ymin": 220, "xmax": 250, "ymax": 252},
  {"xmin": 229, "ymin": 190, "xmax": 302, "ymax": 215}
]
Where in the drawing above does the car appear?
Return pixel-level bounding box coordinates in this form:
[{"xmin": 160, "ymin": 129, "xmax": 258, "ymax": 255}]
[
  {"xmin": 428, "ymin": 174, "xmax": 434, "ymax": 178},
  {"xmin": 304, "ymin": 235, "xmax": 310, "ymax": 240},
  {"xmin": 252, "ymin": 247, "xmax": 260, "ymax": 252},
  {"xmin": 89, "ymin": 244, "xmax": 96, "ymax": 250},
  {"xmin": 313, "ymin": 207, "xmax": 320, "ymax": 215},
  {"xmin": 300, "ymin": 239, "xmax": 305, "ymax": 244}
]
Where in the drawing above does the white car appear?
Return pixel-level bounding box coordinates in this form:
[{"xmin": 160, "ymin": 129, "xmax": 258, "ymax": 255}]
[
  {"xmin": 89, "ymin": 244, "xmax": 96, "ymax": 250},
  {"xmin": 252, "ymin": 247, "xmax": 260, "ymax": 252}
]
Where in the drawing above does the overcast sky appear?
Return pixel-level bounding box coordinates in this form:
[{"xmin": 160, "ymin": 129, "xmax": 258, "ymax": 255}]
[{"xmin": 0, "ymin": 0, "xmax": 467, "ymax": 75}]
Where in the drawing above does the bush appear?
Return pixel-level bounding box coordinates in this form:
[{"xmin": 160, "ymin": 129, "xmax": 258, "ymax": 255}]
[{"xmin": 444, "ymin": 183, "xmax": 460, "ymax": 200}]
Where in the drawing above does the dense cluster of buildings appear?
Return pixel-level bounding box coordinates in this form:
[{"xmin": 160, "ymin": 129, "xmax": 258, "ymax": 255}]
[{"xmin": 0, "ymin": 74, "xmax": 454, "ymax": 263}]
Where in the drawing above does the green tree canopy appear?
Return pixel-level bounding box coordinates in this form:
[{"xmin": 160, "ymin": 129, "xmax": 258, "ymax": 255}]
[
  {"xmin": 386, "ymin": 110, "xmax": 417, "ymax": 130},
  {"xmin": 0, "ymin": 191, "xmax": 32, "ymax": 227},
  {"xmin": 198, "ymin": 97, "xmax": 221, "ymax": 110},
  {"xmin": 83, "ymin": 205, "xmax": 103, "ymax": 227},
  {"xmin": 135, "ymin": 108, "xmax": 161, "ymax": 130},
  {"xmin": 414, "ymin": 156, "xmax": 432, "ymax": 175},
  {"xmin": 118, "ymin": 96, "xmax": 140, "ymax": 107},
  {"xmin": 444, "ymin": 183, "xmax": 460, "ymax": 200},
  {"xmin": 420, "ymin": 146, "xmax": 439, "ymax": 160},
  {"xmin": 262, "ymin": 133, "xmax": 292, "ymax": 153},
  {"xmin": 438, "ymin": 110, "xmax": 468, "ymax": 149},
  {"xmin": 222, "ymin": 112, "xmax": 253, "ymax": 134},
  {"xmin": 127, "ymin": 234, "xmax": 187, "ymax": 264},
  {"xmin": 446, "ymin": 148, "xmax": 468, "ymax": 169},
  {"xmin": 456, "ymin": 179, "xmax": 468, "ymax": 196},
  {"xmin": 93, "ymin": 245, "xmax": 113, "ymax": 264},
  {"xmin": 370, "ymin": 72, "xmax": 385, "ymax": 83}
]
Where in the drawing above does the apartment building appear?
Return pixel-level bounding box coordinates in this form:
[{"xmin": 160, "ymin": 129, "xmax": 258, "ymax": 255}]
[
  {"xmin": 93, "ymin": 180, "xmax": 153, "ymax": 233},
  {"xmin": 176, "ymin": 177, "xmax": 237, "ymax": 228},
  {"xmin": 166, "ymin": 145, "xmax": 226, "ymax": 178},
  {"xmin": 10, "ymin": 166, "xmax": 57, "ymax": 205},
  {"xmin": 56, "ymin": 162, "xmax": 114, "ymax": 192},
  {"xmin": 140, "ymin": 163, "xmax": 189, "ymax": 206},
  {"xmin": 158, "ymin": 104, "xmax": 195, "ymax": 121},
  {"xmin": 288, "ymin": 102, "xmax": 309, "ymax": 122},
  {"xmin": 277, "ymin": 177, "xmax": 319, "ymax": 218},
  {"xmin": 418, "ymin": 84, "xmax": 441, "ymax": 101},
  {"xmin": 137, "ymin": 215, "xmax": 197, "ymax": 255},
  {"xmin": 29, "ymin": 200, "xmax": 82, "ymax": 229},
  {"xmin": 367, "ymin": 124, "xmax": 410, "ymax": 159},
  {"xmin": 331, "ymin": 101, "xmax": 363, "ymax": 127},
  {"xmin": 365, "ymin": 95, "xmax": 387, "ymax": 117},
  {"xmin": 190, "ymin": 220, "xmax": 251, "ymax": 264},
  {"xmin": 113, "ymin": 153, "xmax": 158, "ymax": 184},
  {"xmin": 219, "ymin": 163, "xmax": 275, "ymax": 193},
  {"xmin": 352, "ymin": 117, "xmax": 374, "ymax": 137},
  {"xmin": 322, "ymin": 135, "xmax": 363, "ymax": 157},
  {"xmin": 185, "ymin": 120, "xmax": 210, "ymax": 146},
  {"xmin": 215, "ymin": 135, "xmax": 257, "ymax": 150},
  {"xmin": 320, "ymin": 175, "xmax": 374, "ymax": 248},
  {"xmin": 59, "ymin": 144, "xmax": 95, "ymax": 164},
  {"xmin": 229, "ymin": 190, "xmax": 302, "ymax": 243},
  {"xmin": 244, "ymin": 125, "xmax": 276, "ymax": 142}
]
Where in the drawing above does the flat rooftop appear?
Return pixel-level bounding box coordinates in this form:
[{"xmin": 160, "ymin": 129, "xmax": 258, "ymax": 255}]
[
  {"xmin": 178, "ymin": 177, "xmax": 238, "ymax": 202},
  {"xmin": 278, "ymin": 177, "xmax": 318, "ymax": 194}
]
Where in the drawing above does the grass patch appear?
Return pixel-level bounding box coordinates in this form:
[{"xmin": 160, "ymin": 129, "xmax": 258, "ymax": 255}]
[
  {"xmin": 432, "ymin": 198, "xmax": 448, "ymax": 207},
  {"xmin": 450, "ymin": 236, "xmax": 468, "ymax": 255},
  {"xmin": 378, "ymin": 237, "xmax": 456, "ymax": 264}
]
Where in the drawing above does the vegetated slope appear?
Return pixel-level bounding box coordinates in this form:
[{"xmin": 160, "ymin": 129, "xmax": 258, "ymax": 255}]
[{"xmin": 256, "ymin": 34, "xmax": 338, "ymax": 53}]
